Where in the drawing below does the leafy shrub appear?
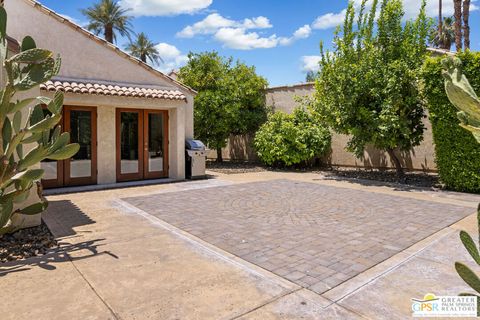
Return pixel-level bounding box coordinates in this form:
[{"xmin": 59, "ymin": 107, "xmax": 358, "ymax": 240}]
[
  {"xmin": 422, "ymin": 51, "xmax": 480, "ymax": 193},
  {"xmin": 254, "ymin": 108, "xmax": 331, "ymax": 166}
]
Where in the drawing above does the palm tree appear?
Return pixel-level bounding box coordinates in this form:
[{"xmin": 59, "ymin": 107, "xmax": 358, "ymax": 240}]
[
  {"xmin": 305, "ymin": 71, "xmax": 317, "ymax": 82},
  {"xmin": 431, "ymin": 17, "xmax": 455, "ymax": 50},
  {"xmin": 125, "ymin": 33, "xmax": 163, "ymax": 65},
  {"xmin": 463, "ymin": 0, "xmax": 470, "ymax": 49},
  {"xmin": 453, "ymin": 0, "xmax": 463, "ymax": 51},
  {"xmin": 81, "ymin": 0, "xmax": 133, "ymax": 44},
  {"xmin": 438, "ymin": 0, "xmax": 443, "ymax": 39}
]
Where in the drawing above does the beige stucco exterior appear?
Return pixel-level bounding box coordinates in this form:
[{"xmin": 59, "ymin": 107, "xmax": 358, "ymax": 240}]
[
  {"xmin": 265, "ymin": 83, "xmax": 437, "ymax": 172},
  {"xmin": 5, "ymin": 0, "xmax": 195, "ymax": 184}
]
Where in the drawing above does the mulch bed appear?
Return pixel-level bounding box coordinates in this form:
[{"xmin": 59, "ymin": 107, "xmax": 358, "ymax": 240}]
[
  {"xmin": 206, "ymin": 161, "xmax": 441, "ymax": 189},
  {"xmin": 0, "ymin": 221, "xmax": 58, "ymax": 263},
  {"xmin": 321, "ymin": 167, "xmax": 441, "ymax": 189},
  {"xmin": 207, "ymin": 161, "xmax": 268, "ymax": 175}
]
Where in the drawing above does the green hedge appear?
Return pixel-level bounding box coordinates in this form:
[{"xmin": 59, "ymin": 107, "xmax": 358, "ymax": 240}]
[{"xmin": 423, "ymin": 52, "xmax": 480, "ymax": 193}]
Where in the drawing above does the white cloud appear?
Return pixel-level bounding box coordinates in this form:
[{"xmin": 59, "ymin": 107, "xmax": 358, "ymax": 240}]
[
  {"xmin": 155, "ymin": 43, "xmax": 188, "ymax": 73},
  {"xmin": 242, "ymin": 16, "xmax": 273, "ymax": 29},
  {"xmin": 119, "ymin": 0, "xmax": 212, "ymax": 16},
  {"xmin": 178, "ymin": 13, "xmax": 311, "ymax": 50},
  {"xmin": 312, "ymin": 10, "xmax": 347, "ymax": 30},
  {"xmin": 214, "ymin": 28, "xmax": 280, "ymax": 50},
  {"xmin": 293, "ymin": 25, "xmax": 312, "ymax": 39},
  {"xmin": 176, "ymin": 13, "xmax": 236, "ymax": 38},
  {"xmin": 214, "ymin": 25, "xmax": 313, "ymax": 50},
  {"xmin": 278, "ymin": 25, "xmax": 312, "ymax": 46},
  {"xmin": 301, "ymin": 56, "xmax": 321, "ymax": 72},
  {"xmin": 176, "ymin": 13, "xmax": 272, "ymax": 38}
]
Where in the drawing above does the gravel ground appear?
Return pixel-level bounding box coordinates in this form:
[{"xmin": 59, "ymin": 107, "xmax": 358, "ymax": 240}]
[
  {"xmin": 206, "ymin": 161, "xmax": 441, "ymax": 189},
  {"xmin": 0, "ymin": 222, "xmax": 58, "ymax": 263}
]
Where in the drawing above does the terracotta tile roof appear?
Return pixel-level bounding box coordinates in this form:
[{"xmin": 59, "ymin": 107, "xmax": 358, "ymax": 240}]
[
  {"xmin": 40, "ymin": 80, "xmax": 187, "ymax": 101},
  {"xmin": 22, "ymin": 0, "xmax": 196, "ymax": 95}
]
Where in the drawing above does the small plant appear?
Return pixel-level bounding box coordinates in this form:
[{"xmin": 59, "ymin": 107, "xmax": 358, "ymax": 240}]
[
  {"xmin": 254, "ymin": 107, "xmax": 331, "ymax": 167},
  {"xmin": 0, "ymin": 7, "xmax": 79, "ymax": 234},
  {"xmin": 443, "ymin": 56, "xmax": 480, "ymax": 312}
]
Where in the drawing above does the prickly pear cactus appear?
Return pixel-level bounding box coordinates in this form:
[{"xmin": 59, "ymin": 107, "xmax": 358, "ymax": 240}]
[
  {"xmin": 442, "ymin": 56, "xmax": 480, "ymax": 142},
  {"xmin": 0, "ymin": 7, "xmax": 79, "ymax": 234},
  {"xmin": 443, "ymin": 56, "xmax": 480, "ymax": 313}
]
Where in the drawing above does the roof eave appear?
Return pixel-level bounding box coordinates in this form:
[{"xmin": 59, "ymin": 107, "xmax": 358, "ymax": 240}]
[{"xmin": 22, "ymin": 0, "xmax": 197, "ymax": 96}]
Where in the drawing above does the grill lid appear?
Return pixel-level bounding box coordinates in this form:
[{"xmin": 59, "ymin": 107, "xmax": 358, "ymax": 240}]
[{"xmin": 186, "ymin": 139, "xmax": 206, "ymax": 151}]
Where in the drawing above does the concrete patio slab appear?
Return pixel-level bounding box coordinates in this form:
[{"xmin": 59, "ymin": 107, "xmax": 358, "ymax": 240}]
[
  {"xmin": 336, "ymin": 255, "xmax": 474, "ymax": 320},
  {"xmin": 237, "ymin": 289, "xmax": 363, "ymax": 320},
  {"xmin": 0, "ymin": 252, "xmax": 115, "ymax": 320},
  {"xmin": 66, "ymin": 234, "xmax": 294, "ymax": 320}
]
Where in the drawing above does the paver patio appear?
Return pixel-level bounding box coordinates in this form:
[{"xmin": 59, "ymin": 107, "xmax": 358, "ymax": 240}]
[{"xmin": 124, "ymin": 179, "xmax": 473, "ymax": 294}]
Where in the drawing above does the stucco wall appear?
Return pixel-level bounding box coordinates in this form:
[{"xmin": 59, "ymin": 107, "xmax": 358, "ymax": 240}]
[
  {"xmin": 206, "ymin": 133, "xmax": 258, "ymax": 161},
  {"xmin": 265, "ymin": 83, "xmax": 316, "ymax": 114},
  {"xmin": 265, "ymin": 83, "xmax": 437, "ymax": 172},
  {"xmin": 5, "ymin": 0, "xmax": 195, "ymax": 183}
]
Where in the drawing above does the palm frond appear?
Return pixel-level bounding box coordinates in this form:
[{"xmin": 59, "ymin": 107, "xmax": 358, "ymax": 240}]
[
  {"xmin": 125, "ymin": 32, "xmax": 164, "ymax": 65},
  {"xmin": 80, "ymin": 0, "xmax": 133, "ymax": 43}
]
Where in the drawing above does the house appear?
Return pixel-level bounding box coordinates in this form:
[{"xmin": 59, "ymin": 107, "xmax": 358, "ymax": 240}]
[
  {"xmin": 5, "ymin": 0, "xmax": 196, "ymax": 189},
  {"xmin": 168, "ymin": 70, "xmax": 179, "ymax": 81}
]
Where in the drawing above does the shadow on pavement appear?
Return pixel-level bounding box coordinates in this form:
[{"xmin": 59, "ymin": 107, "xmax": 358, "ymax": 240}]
[
  {"xmin": 0, "ymin": 238, "xmax": 117, "ymax": 277},
  {"xmin": 43, "ymin": 200, "xmax": 96, "ymax": 238}
]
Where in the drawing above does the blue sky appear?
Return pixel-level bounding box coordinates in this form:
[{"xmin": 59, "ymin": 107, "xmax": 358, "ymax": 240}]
[{"xmin": 40, "ymin": 0, "xmax": 479, "ymax": 86}]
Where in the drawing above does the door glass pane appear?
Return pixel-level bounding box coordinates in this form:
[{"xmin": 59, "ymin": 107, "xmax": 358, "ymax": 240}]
[
  {"xmin": 41, "ymin": 161, "xmax": 58, "ymax": 180},
  {"xmin": 148, "ymin": 113, "xmax": 164, "ymax": 173},
  {"xmin": 40, "ymin": 109, "xmax": 58, "ymax": 180},
  {"xmin": 120, "ymin": 112, "xmax": 139, "ymax": 174},
  {"xmin": 70, "ymin": 110, "xmax": 92, "ymax": 178}
]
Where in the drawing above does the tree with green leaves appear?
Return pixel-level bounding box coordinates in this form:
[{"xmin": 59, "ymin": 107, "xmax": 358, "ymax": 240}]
[
  {"xmin": 126, "ymin": 32, "xmax": 162, "ymax": 65},
  {"xmin": 178, "ymin": 52, "xmax": 268, "ymax": 162},
  {"xmin": 313, "ymin": 0, "xmax": 430, "ymax": 176},
  {"xmin": 81, "ymin": 0, "xmax": 133, "ymax": 44}
]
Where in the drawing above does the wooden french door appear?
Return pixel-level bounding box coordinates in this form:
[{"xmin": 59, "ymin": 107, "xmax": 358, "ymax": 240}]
[
  {"xmin": 41, "ymin": 106, "xmax": 98, "ymax": 188},
  {"xmin": 116, "ymin": 109, "xmax": 169, "ymax": 182}
]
